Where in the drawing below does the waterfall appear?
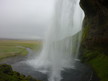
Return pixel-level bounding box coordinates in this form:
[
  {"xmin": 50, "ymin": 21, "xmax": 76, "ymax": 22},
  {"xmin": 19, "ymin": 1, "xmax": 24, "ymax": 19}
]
[{"xmin": 27, "ymin": 0, "xmax": 84, "ymax": 81}]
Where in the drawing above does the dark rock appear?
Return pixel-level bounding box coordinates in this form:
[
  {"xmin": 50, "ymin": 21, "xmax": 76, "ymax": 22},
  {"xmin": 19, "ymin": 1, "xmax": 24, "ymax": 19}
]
[
  {"xmin": 0, "ymin": 64, "xmax": 12, "ymax": 74},
  {"xmin": 80, "ymin": 0, "xmax": 108, "ymax": 48},
  {"xmin": 80, "ymin": 0, "xmax": 108, "ymax": 81},
  {"xmin": 0, "ymin": 64, "xmax": 41, "ymax": 81}
]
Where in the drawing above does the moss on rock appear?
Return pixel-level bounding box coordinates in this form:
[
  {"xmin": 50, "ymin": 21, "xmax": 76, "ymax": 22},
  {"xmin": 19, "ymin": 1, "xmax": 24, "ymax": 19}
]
[
  {"xmin": 80, "ymin": 0, "xmax": 108, "ymax": 81},
  {"xmin": 82, "ymin": 48, "xmax": 108, "ymax": 81},
  {"xmin": 0, "ymin": 64, "xmax": 41, "ymax": 81}
]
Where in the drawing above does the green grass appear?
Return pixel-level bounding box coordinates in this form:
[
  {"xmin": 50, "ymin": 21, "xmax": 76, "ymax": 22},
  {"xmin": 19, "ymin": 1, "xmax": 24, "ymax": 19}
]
[
  {"xmin": 83, "ymin": 49, "xmax": 108, "ymax": 81},
  {"xmin": 0, "ymin": 64, "xmax": 41, "ymax": 81},
  {"xmin": 0, "ymin": 40, "xmax": 42, "ymax": 60},
  {"xmin": 0, "ymin": 46, "xmax": 28, "ymax": 59}
]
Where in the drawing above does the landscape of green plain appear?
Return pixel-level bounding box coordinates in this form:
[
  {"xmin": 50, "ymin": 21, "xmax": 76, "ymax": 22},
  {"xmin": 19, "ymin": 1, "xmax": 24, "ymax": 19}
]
[{"xmin": 0, "ymin": 39, "xmax": 42, "ymax": 60}]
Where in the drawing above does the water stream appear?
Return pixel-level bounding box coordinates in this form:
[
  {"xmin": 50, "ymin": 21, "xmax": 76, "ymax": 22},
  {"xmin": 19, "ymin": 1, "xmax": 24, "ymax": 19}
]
[{"xmin": 0, "ymin": 47, "xmax": 94, "ymax": 81}]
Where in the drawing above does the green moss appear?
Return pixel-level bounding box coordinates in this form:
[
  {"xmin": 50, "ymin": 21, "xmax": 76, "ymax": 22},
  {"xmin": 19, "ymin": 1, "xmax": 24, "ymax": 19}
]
[
  {"xmin": 83, "ymin": 49, "xmax": 108, "ymax": 81},
  {"xmin": 89, "ymin": 55, "xmax": 108, "ymax": 81},
  {"xmin": 82, "ymin": 25, "xmax": 90, "ymax": 41},
  {"xmin": 0, "ymin": 64, "xmax": 41, "ymax": 81}
]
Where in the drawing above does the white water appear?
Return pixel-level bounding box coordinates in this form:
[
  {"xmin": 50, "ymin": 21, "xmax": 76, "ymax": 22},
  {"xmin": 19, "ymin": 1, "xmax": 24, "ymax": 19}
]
[{"xmin": 27, "ymin": 0, "xmax": 84, "ymax": 81}]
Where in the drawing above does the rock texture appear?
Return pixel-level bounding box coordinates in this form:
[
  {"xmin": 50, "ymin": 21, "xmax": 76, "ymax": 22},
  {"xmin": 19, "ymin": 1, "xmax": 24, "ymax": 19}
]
[
  {"xmin": 80, "ymin": 0, "xmax": 108, "ymax": 48},
  {"xmin": 80, "ymin": 0, "xmax": 108, "ymax": 81}
]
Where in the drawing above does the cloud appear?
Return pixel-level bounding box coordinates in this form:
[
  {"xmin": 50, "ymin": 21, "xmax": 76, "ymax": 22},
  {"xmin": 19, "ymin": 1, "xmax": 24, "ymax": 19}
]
[{"xmin": 0, "ymin": 0, "xmax": 55, "ymax": 40}]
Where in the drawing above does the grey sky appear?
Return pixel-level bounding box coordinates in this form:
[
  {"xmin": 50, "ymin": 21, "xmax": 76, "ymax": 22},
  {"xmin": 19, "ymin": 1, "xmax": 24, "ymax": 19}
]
[{"xmin": 0, "ymin": 0, "xmax": 55, "ymax": 40}]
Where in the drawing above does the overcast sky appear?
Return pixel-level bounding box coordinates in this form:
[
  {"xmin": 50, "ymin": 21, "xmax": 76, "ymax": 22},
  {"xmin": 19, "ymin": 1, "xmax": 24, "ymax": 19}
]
[{"xmin": 0, "ymin": 0, "xmax": 55, "ymax": 40}]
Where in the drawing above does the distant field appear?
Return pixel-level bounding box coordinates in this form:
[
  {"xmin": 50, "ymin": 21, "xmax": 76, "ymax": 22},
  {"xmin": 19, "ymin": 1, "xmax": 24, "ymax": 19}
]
[{"xmin": 0, "ymin": 40, "xmax": 42, "ymax": 60}]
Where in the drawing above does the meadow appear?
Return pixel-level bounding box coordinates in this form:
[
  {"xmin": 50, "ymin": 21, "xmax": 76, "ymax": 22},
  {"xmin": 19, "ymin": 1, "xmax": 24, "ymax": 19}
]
[{"xmin": 0, "ymin": 39, "xmax": 42, "ymax": 60}]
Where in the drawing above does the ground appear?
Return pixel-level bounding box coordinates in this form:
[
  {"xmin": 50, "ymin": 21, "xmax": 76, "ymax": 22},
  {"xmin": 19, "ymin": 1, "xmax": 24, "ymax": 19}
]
[
  {"xmin": 0, "ymin": 40, "xmax": 42, "ymax": 81},
  {"xmin": 0, "ymin": 64, "xmax": 41, "ymax": 81},
  {"xmin": 0, "ymin": 39, "xmax": 42, "ymax": 60}
]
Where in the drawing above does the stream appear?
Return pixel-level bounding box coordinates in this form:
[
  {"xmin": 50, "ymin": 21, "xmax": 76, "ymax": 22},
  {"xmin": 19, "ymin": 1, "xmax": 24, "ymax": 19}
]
[{"xmin": 0, "ymin": 47, "xmax": 97, "ymax": 81}]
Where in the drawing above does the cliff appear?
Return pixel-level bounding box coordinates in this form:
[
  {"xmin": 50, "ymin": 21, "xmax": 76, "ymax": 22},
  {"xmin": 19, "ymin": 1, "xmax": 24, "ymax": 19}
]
[{"xmin": 80, "ymin": 0, "xmax": 108, "ymax": 81}]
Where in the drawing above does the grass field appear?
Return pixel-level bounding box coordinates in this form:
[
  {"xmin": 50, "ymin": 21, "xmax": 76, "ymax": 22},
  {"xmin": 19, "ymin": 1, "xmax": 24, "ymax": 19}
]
[{"xmin": 0, "ymin": 39, "xmax": 42, "ymax": 60}]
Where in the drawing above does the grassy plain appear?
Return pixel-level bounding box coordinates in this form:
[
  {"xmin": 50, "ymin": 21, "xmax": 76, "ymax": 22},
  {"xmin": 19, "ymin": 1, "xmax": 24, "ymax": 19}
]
[{"xmin": 0, "ymin": 39, "xmax": 42, "ymax": 60}]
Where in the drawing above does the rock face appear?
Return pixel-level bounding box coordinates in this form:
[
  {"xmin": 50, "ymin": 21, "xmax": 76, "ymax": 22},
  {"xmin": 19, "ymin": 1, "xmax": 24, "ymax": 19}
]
[
  {"xmin": 80, "ymin": 0, "xmax": 108, "ymax": 81},
  {"xmin": 80, "ymin": 0, "xmax": 108, "ymax": 48}
]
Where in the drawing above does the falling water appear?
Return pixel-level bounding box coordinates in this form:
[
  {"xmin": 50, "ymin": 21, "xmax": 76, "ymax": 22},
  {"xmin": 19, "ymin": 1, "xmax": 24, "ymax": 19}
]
[{"xmin": 27, "ymin": 0, "xmax": 84, "ymax": 81}]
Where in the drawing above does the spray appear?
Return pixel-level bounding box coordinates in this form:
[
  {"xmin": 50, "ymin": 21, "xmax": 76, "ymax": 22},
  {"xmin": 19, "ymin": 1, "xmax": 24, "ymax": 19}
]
[{"xmin": 27, "ymin": 0, "xmax": 84, "ymax": 81}]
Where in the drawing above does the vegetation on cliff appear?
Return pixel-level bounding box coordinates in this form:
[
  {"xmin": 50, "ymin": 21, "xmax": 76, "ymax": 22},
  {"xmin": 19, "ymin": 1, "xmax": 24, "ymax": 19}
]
[
  {"xmin": 82, "ymin": 48, "xmax": 108, "ymax": 81},
  {"xmin": 80, "ymin": 0, "xmax": 108, "ymax": 81},
  {"xmin": 0, "ymin": 64, "xmax": 41, "ymax": 81}
]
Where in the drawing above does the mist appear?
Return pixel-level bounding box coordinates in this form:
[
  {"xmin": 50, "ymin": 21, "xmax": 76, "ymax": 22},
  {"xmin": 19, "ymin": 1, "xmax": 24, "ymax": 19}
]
[{"xmin": 0, "ymin": 0, "xmax": 55, "ymax": 40}]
